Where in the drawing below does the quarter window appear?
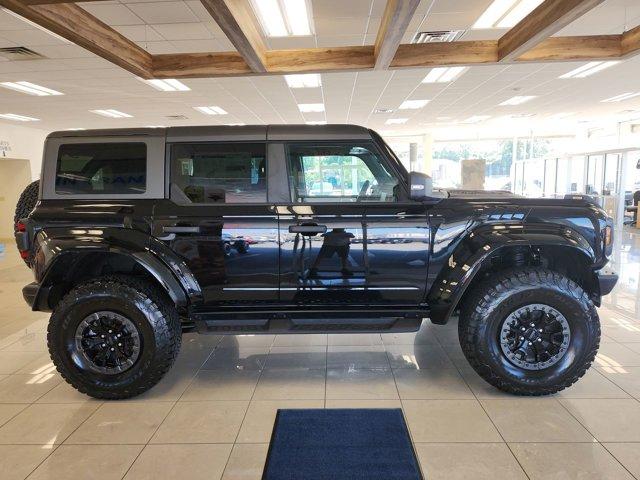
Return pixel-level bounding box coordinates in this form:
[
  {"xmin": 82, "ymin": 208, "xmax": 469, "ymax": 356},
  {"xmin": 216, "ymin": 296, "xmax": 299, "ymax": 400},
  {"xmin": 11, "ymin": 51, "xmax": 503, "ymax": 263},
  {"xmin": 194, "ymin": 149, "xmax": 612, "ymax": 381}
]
[
  {"xmin": 286, "ymin": 143, "xmax": 399, "ymax": 203},
  {"xmin": 170, "ymin": 143, "xmax": 267, "ymax": 204},
  {"xmin": 55, "ymin": 143, "xmax": 147, "ymax": 195}
]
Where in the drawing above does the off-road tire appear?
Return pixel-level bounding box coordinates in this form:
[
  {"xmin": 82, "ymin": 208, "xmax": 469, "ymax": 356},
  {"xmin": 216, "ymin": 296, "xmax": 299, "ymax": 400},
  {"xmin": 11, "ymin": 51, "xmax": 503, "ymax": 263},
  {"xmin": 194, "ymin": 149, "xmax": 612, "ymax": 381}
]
[
  {"xmin": 14, "ymin": 180, "xmax": 39, "ymax": 265},
  {"xmin": 48, "ymin": 276, "xmax": 181, "ymax": 400},
  {"xmin": 459, "ymin": 268, "xmax": 600, "ymax": 396}
]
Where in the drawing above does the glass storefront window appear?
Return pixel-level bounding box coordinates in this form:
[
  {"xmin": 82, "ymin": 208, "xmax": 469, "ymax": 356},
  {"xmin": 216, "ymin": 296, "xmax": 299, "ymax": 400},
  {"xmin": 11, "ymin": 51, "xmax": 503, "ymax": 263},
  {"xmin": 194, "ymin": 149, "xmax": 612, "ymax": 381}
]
[{"xmin": 544, "ymin": 159, "xmax": 557, "ymax": 197}]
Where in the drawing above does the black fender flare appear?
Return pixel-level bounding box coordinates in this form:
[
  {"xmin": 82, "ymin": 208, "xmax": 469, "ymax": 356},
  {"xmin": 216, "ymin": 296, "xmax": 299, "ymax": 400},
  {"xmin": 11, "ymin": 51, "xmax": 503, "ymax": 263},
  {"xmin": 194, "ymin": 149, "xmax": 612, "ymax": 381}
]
[
  {"xmin": 30, "ymin": 227, "xmax": 202, "ymax": 311},
  {"xmin": 426, "ymin": 222, "xmax": 595, "ymax": 324}
]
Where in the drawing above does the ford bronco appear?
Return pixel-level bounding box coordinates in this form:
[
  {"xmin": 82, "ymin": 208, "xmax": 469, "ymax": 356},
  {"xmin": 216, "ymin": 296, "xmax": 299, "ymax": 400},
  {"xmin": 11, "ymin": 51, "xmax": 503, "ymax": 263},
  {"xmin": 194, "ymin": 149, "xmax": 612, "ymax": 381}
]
[{"xmin": 14, "ymin": 125, "xmax": 617, "ymax": 399}]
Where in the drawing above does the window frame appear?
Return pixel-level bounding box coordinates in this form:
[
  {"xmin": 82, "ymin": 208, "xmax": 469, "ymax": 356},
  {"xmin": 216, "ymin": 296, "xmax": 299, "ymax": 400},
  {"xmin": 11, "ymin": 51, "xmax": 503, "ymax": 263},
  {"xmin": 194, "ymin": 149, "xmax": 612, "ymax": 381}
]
[
  {"xmin": 167, "ymin": 141, "xmax": 269, "ymax": 206},
  {"xmin": 284, "ymin": 140, "xmax": 406, "ymax": 204},
  {"xmin": 42, "ymin": 135, "xmax": 165, "ymax": 200}
]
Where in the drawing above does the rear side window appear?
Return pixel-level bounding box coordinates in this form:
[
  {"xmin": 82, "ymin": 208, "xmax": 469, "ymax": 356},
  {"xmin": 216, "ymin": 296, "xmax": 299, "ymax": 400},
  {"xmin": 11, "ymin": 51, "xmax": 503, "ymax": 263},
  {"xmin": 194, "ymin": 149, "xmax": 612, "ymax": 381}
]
[
  {"xmin": 170, "ymin": 143, "xmax": 266, "ymax": 204},
  {"xmin": 56, "ymin": 143, "xmax": 147, "ymax": 195}
]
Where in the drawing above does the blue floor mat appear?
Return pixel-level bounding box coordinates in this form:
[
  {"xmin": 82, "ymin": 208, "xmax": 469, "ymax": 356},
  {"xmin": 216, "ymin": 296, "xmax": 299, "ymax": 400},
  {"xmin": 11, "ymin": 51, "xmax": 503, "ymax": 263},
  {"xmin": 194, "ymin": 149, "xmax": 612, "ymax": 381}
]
[{"xmin": 262, "ymin": 409, "xmax": 423, "ymax": 480}]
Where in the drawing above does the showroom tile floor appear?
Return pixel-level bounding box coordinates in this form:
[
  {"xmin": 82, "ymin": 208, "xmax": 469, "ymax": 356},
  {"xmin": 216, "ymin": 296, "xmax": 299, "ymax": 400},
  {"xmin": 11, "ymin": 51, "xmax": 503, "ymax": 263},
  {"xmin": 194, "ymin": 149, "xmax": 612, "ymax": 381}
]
[{"xmin": 0, "ymin": 228, "xmax": 639, "ymax": 479}]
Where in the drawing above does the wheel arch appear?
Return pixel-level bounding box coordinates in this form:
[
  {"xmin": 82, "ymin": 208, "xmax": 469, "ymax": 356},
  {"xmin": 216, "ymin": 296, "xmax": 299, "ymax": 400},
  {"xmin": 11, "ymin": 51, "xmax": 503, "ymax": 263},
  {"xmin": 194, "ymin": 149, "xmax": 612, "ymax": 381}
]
[
  {"xmin": 31, "ymin": 230, "xmax": 200, "ymax": 312},
  {"xmin": 427, "ymin": 225, "xmax": 597, "ymax": 325}
]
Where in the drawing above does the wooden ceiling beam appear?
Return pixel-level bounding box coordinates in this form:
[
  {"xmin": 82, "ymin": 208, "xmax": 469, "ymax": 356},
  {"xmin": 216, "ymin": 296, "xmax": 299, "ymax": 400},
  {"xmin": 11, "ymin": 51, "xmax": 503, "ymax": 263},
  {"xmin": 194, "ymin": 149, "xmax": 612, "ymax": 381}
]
[
  {"xmin": 199, "ymin": 0, "xmax": 267, "ymax": 73},
  {"xmin": 621, "ymin": 24, "xmax": 640, "ymax": 57},
  {"xmin": 0, "ymin": 0, "xmax": 152, "ymax": 77},
  {"xmin": 390, "ymin": 41, "xmax": 498, "ymax": 68},
  {"xmin": 517, "ymin": 35, "xmax": 621, "ymax": 62},
  {"xmin": 18, "ymin": 0, "xmax": 110, "ymax": 4},
  {"xmin": 498, "ymin": 0, "xmax": 606, "ymax": 62},
  {"xmin": 374, "ymin": 0, "xmax": 421, "ymax": 70}
]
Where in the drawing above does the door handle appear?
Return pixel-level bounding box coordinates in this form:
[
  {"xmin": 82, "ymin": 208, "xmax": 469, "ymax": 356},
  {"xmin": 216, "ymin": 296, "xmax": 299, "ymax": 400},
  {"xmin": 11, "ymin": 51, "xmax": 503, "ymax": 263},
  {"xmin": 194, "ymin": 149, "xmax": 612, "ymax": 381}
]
[
  {"xmin": 162, "ymin": 226, "xmax": 201, "ymax": 234},
  {"xmin": 289, "ymin": 224, "xmax": 327, "ymax": 235}
]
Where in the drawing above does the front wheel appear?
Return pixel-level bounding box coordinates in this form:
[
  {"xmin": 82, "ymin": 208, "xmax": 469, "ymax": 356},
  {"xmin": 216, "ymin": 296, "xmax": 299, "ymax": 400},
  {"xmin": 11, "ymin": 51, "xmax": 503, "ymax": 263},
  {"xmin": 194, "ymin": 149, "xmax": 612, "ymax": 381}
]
[
  {"xmin": 48, "ymin": 276, "xmax": 181, "ymax": 399},
  {"xmin": 459, "ymin": 268, "xmax": 600, "ymax": 396}
]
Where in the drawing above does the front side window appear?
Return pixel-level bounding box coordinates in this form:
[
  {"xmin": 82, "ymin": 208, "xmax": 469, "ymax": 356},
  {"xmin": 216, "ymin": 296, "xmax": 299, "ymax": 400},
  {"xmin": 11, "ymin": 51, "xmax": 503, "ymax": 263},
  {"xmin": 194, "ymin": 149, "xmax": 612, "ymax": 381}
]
[
  {"xmin": 56, "ymin": 143, "xmax": 147, "ymax": 195},
  {"xmin": 170, "ymin": 143, "xmax": 267, "ymax": 204},
  {"xmin": 286, "ymin": 143, "xmax": 399, "ymax": 203}
]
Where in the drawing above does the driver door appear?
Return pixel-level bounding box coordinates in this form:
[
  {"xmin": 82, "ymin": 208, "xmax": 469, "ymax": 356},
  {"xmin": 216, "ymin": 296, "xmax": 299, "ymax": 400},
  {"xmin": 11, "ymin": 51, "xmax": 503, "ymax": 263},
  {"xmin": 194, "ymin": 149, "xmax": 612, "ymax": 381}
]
[{"xmin": 278, "ymin": 141, "xmax": 429, "ymax": 306}]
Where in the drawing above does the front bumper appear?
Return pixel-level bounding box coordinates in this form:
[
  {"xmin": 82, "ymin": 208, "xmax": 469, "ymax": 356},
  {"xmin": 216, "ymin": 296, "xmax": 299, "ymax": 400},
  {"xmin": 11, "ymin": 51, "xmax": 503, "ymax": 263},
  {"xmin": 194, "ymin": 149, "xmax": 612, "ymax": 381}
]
[{"xmin": 597, "ymin": 272, "xmax": 619, "ymax": 296}]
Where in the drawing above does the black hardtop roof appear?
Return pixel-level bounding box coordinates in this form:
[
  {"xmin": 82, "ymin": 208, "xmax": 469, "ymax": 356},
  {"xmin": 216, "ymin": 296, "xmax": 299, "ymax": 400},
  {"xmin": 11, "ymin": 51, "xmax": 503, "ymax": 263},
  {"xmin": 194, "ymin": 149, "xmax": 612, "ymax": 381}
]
[{"xmin": 47, "ymin": 124, "xmax": 373, "ymax": 142}]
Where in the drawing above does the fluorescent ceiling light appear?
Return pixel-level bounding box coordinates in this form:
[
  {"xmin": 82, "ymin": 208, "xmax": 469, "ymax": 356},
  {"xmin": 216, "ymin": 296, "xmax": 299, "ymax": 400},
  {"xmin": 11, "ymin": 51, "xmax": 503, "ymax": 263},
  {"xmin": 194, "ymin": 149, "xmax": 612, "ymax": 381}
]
[
  {"xmin": 298, "ymin": 103, "xmax": 324, "ymax": 113},
  {"xmin": 2, "ymin": 8, "xmax": 71, "ymax": 44},
  {"xmin": 496, "ymin": 0, "xmax": 543, "ymax": 28},
  {"xmin": 285, "ymin": 74, "xmax": 321, "ymax": 88},
  {"xmin": 422, "ymin": 66, "xmax": 467, "ymax": 83},
  {"xmin": 399, "ymin": 99, "xmax": 430, "ymax": 110},
  {"xmin": 145, "ymin": 125, "xmax": 167, "ymax": 128},
  {"xmin": 473, "ymin": 0, "xmax": 542, "ymax": 29},
  {"xmin": 473, "ymin": 0, "xmax": 517, "ymax": 28},
  {"xmin": 385, "ymin": 118, "xmax": 408, "ymax": 125},
  {"xmin": 0, "ymin": 113, "xmax": 39, "ymax": 122},
  {"xmin": 225, "ymin": 123, "xmax": 246, "ymax": 126},
  {"xmin": 65, "ymin": 128, "xmax": 86, "ymax": 131},
  {"xmin": 602, "ymin": 92, "xmax": 640, "ymax": 103},
  {"xmin": 194, "ymin": 106, "xmax": 228, "ymax": 115},
  {"xmin": 462, "ymin": 115, "xmax": 491, "ymax": 124},
  {"xmin": 140, "ymin": 78, "xmax": 190, "ymax": 92},
  {"xmin": 251, "ymin": 0, "xmax": 312, "ymax": 37},
  {"xmin": 499, "ymin": 95, "xmax": 536, "ymax": 106},
  {"xmin": 306, "ymin": 121, "xmax": 327, "ymax": 125},
  {"xmin": 0, "ymin": 81, "xmax": 63, "ymax": 96},
  {"xmin": 90, "ymin": 109, "xmax": 132, "ymax": 118},
  {"xmin": 559, "ymin": 61, "xmax": 620, "ymax": 79}
]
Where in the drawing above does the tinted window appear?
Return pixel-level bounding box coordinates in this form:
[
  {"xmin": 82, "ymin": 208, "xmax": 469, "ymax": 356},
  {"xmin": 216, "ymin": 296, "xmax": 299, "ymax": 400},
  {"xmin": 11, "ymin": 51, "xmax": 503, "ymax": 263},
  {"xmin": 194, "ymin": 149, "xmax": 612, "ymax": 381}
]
[
  {"xmin": 171, "ymin": 143, "xmax": 266, "ymax": 204},
  {"xmin": 286, "ymin": 143, "xmax": 399, "ymax": 203},
  {"xmin": 56, "ymin": 143, "xmax": 147, "ymax": 195}
]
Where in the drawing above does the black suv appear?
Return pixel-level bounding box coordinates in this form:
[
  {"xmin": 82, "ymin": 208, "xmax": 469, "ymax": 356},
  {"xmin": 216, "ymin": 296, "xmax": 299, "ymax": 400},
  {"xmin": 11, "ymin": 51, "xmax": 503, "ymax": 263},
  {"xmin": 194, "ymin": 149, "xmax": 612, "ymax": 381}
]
[{"xmin": 14, "ymin": 125, "xmax": 617, "ymax": 399}]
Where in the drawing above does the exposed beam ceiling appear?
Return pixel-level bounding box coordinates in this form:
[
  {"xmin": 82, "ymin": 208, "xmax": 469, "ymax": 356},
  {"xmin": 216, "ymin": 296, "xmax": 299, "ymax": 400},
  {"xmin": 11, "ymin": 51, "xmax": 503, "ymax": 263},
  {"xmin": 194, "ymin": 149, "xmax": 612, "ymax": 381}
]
[
  {"xmin": 621, "ymin": 24, "xmax": 640, "ymax": 57},
  {"xmin": 498, "ymin": 0, "xmax": 606, "ymax": 62},
  {"xmin": 0, "ymin": 0, "xmax": 151, "ymax": 78},
  {"xmin": 374, "ymin": 0, "xmax": 421, "ymax": 70},
  {"xmin": 198, "ymin": 0, "xmax": 267, "ymax": 73},
  {"xmin": 0, "ymin": 0, "xmax": 638, "ymax": 80}
]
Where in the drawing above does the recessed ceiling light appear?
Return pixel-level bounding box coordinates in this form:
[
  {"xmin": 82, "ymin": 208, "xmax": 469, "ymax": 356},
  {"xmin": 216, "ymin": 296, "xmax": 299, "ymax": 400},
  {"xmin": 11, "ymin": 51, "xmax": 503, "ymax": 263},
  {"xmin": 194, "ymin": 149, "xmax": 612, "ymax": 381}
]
[
  {"xmin": 601, "ymin": 92, "xmax": 640, "ymax": 103},
  {"xmin": 473, "ymin": 0, "xmax": 542, "ymax": 29},
  {"xmin": 399, "ymin": 99, "xmax": 430, "ymax": 110},
  {"xmin": 386, "ymin": 118, "xmax": 408, "ymax": 125},
  {"xmin": 462, "ymin": 115, "xmax": 491, "ymax": 124},
  {"xmin": 558, "ymin": 61, "xmax": 620, "ymax": 79},
  {"xmin": 194, "ymin": 106, "xmax": 228, "ymax": 115},
  {"xmin": 90, "ymin": 109, "xmax": 133, "ymax": 118},
  {"xmin": 422, "ymin": 67, "xmax": 467, "ymax": 83},
  {"xmin": 0, "ymin": 81, "xmax": 63, "ymax": 96},
  {"xmin": 139, "ymin": 78, "xmax": 190, "ymax": 92},
  {"xmin": 2, "ymin": 8, "xmax": 71, "ymax": 44},
  {"xmin": 306, "ymin": 121, "xmax": 327, "ymax": 125},
  {"xmin": 250, "ymin": 0, "xmax": 313, "ymax": 37},
  {"xmin": 298, "ymin": 103, "xmax": 324, "ymax": 113},
  {"xmin": 0, "ymin": 113, "xmax": 39, "ymax": 122},
  {"xmin": 499, "ymin": 95, "xmax": 536, "ymax": 106},
  {"xmin": 496, "ymin": 0, "xmax": 543, "ymax": 28},
  {"xmin": 285, "ymin": 74, "xmax": 321, "ymax": 88}
]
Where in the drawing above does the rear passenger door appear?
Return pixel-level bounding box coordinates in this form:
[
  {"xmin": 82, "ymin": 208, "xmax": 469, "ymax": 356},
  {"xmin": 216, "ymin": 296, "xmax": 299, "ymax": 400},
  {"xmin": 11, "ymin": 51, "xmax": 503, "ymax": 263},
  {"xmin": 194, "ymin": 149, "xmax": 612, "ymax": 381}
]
[{"xmin": 152, "ymin": 141, "xmax": 280, "ymax": 308}]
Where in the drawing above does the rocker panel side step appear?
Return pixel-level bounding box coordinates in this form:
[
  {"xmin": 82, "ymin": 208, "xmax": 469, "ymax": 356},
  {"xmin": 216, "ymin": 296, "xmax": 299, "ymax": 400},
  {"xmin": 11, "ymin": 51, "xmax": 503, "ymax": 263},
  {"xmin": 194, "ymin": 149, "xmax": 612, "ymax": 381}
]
[{"xmin": 192, "ymin": 310, "xmax": 425, "ymax": 334}]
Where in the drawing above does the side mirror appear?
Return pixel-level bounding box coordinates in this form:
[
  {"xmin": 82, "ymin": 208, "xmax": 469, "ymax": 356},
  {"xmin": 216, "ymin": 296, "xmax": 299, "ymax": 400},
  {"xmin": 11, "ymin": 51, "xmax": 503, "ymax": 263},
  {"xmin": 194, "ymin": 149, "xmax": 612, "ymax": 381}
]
[{"xmin": 409, "ymin": 171, "xmax": 433, "ymax": 200}]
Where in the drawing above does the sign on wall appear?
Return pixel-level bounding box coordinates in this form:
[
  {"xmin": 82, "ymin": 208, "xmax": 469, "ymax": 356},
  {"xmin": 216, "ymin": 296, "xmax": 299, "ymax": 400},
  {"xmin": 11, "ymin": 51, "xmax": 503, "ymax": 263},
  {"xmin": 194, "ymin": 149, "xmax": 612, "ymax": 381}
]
[{"xmin": 0, "ymin": 140, "xmax": 11, "ymax": 157}]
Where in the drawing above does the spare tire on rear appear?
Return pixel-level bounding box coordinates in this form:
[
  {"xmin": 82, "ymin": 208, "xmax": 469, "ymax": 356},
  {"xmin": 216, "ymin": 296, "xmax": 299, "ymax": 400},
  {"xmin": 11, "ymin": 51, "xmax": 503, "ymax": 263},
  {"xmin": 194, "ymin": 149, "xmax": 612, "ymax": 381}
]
[{"xmin": 14, "ymin": 180, "xmax": 39, "ymax": 265}]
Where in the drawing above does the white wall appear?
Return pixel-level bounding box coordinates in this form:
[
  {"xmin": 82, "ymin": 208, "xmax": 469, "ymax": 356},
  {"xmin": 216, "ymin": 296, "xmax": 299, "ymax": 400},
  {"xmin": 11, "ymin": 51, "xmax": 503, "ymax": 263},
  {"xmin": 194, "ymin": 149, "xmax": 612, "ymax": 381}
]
[{"xmin": 0, "ymin": 123, "xmax": 50, "ymax": 180}]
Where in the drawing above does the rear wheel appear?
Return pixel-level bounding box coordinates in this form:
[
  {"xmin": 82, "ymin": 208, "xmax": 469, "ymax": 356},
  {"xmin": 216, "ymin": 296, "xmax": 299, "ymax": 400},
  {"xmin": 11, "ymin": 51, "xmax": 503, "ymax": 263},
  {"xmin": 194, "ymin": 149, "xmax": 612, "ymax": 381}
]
[
  {"xmin": 48, "ymin": 276, "xmax": 181, "ymax": 399},
  {"xmin": 459, "ymin": 268, "xmax": 600, "ymax": 395}
]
